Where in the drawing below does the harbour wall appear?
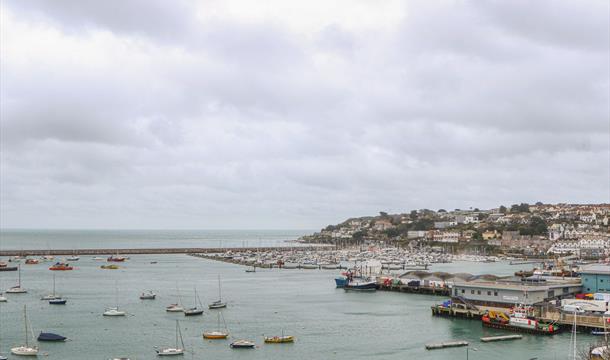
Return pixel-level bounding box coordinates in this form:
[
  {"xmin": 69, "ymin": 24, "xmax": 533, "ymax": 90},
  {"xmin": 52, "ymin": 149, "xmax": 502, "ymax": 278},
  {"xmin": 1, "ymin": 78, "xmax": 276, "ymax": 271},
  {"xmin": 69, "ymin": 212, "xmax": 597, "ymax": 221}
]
[{"xmin": 0, "ymin": 246, "xmax": 324, "ymax": 257}]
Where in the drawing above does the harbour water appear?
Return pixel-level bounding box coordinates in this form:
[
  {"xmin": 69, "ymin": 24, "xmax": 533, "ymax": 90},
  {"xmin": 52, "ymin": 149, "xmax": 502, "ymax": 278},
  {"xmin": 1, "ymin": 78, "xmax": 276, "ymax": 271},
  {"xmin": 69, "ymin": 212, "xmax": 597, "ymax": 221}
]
[{"xmin": 0, "ymin": 231, "xmax": 599, "ymax": 359}]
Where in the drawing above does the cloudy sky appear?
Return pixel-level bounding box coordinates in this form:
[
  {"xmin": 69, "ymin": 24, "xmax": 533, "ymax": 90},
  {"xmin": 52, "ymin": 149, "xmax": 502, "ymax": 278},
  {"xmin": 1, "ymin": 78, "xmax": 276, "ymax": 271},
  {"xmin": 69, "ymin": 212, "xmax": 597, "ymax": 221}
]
[{"xmin": 1, "ymin": 0, "xmax": 608, "ymax": 229}]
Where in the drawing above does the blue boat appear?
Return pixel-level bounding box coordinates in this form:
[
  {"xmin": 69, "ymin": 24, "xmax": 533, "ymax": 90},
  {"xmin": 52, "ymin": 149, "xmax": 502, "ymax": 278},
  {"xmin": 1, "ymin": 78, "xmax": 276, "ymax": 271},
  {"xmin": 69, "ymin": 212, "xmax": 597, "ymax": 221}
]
[
  {"xmin": 38, "ymin": 332, "xmax": 67, "ymax": 342},
  {"xmin": 344, "ymin": 279, "xmax": 377, "ymax": 291},
  {"xmin": 335, "ymin": 277, "xmax": 348, "ymax": 288},
  {"xmin": 49, "ymin": 298, "xmax": 67, "ymax": 305}
]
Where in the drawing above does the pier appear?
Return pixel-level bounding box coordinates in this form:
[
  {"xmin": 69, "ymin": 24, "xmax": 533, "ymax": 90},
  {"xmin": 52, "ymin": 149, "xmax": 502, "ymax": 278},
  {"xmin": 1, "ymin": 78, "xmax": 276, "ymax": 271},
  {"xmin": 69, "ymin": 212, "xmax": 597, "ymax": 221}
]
[
  {"xmin": 0, "ymin": 246, "xmax": 324, "ymax": 257},
  {"xmin": 480, "ymin": 335, "xmax": 522, "ymax": 342},
  {"xmin": 425, "ymin": 341, "xmax": 469, "ymax": 350},
  {"xmin": 378, "ymin": 283, "xmax": 451, "ymax": 296}
]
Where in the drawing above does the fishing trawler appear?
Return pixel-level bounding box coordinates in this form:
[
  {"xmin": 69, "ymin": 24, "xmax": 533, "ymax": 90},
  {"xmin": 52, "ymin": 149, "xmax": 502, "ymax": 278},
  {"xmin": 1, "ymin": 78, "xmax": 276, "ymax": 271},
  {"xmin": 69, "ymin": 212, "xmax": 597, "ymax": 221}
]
[{"xmin": 482, "ymin": 305, "xmax": 559, "ymax": 334}]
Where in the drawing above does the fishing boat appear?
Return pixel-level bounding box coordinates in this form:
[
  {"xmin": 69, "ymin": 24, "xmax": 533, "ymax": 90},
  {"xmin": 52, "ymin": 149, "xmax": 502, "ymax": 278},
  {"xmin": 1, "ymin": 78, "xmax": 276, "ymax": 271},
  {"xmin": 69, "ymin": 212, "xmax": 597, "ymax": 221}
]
[
  {"xmin": 103, "ymin": 281, "xmax": 126, "ymax": 317},
  {"xmin": 230, "ymin": 340, "xmax": 255, "ymax": 349},
  {"xmin": 334, "ymin": 276, "xmax": 349, "ymax": 288},
  {"xmin": 156, "ymin": 320, "xmax": 185, "ymax": 356},
  {"xmin": 264, "ymin": 330, "xmax": 294, "ymax": 343},
  {"xmin": 184, "ymin": 288, "xmax": 204, "ymax": 316},
  {"xmin": 203, "ymin": 312, "xmax": 229, "ymax": 339},
  {"xmin": 101, "ymin": 264, "xmax": 120, "ymax": 270},
  {"xmin": 49, "ymin": 262, "xmax": 73, "ymax": 271},
  {"xmin": 481, "ymin": 306, "xmax": 559, "ymax": 335},
  {"xmin": 11, "ymin": 305, "xmax": 39, "ymax": 356},
  {"xmin": 208, "ymin": 275, "xmax": 227, "ymax": 309},
  {"xmin": 140, "ymin": 290, "xmax": 156, "ymax": 300},
  {"xmin": 37, "ymin": 332, "xmax": 67, "ymax": 342},
  {"xmin": 5, "ymin": 265, "xmax": 27, "ymax": 293},
  {"xmin": 343, "ymin": 278, "xmax": 377, "ymax": 291}
]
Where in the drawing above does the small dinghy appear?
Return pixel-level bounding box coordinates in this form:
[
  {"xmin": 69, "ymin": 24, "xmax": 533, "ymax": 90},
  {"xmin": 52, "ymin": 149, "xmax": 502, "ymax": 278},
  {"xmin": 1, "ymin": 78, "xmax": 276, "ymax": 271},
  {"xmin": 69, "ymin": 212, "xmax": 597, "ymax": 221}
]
[
  {"xmin": 38, "ymin": 332, "xmax": 67, "ymax": 342},
  {"xmin": 166, "ymin": 304, "xmax": 184, "ymax": 313},
  {"xmin": 230, "ymin": 340, "xmax": 255, "ymax": 349},
  {"xmin": 140, "ymin": 290, "xmax": 156, "ymax": 300}
]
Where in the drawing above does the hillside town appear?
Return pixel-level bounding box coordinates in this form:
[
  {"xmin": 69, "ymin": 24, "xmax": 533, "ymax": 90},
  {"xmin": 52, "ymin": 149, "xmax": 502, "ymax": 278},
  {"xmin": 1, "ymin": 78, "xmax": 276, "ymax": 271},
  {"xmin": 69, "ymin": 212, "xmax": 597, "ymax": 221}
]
[{"xmin": 300, "ymin": 203, "xmax": 610, "ymax": 258}]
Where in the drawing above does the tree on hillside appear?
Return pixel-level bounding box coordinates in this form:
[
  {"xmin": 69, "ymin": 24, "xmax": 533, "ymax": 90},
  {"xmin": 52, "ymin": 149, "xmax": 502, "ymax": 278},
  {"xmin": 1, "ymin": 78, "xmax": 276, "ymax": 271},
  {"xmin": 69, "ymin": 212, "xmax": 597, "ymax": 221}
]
[
  {"xmin": 499, "ymin": 205, "xmax": 507, "ymax": 214},
  {"xmin": 510, "ymin": 203, "xmax": 530, "ymax": 213},
  {"xmin": 410, "ymin": 210, "xmax": 418, "ymax": 220},
  {"xmin": 438, "ymin": 209, "xmax": 447, "ymax": 213}
]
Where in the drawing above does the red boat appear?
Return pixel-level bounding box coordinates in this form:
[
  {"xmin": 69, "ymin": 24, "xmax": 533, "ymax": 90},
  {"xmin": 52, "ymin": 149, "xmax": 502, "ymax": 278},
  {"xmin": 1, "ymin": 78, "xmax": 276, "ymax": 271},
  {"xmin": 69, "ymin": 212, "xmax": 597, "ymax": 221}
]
[
  {"xmin": 25, "ymin": 259, "xmax": 40, "ymax": 264},
  {"xmin": 107, "ymin": 256, "xmax": 126, "ymax": 262},
  {"xmin": 49, "ymin": 262, "xmax": 73, "ymax": 271}
]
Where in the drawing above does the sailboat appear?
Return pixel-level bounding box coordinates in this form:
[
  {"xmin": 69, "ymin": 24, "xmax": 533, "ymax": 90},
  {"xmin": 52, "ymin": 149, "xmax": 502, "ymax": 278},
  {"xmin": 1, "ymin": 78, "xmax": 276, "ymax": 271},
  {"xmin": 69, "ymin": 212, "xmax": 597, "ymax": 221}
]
[
  {"xmin": 184, "ymin": 288, "xmax": 203, "ymax": 316},
  {"xmin": 264, "ymin": 329, "xmax": 294, "ymax": 343},
  {"xmin": 103, "ymin": 281, "xmax": 126, "ymax": 316},
  {"xmin": 0, "ymin": 278, "xmax": 7, "ymax": 302},
  {"xmin": 166, "ymin": 286, "xmax": 184, "ymax": 313},
  {"xmin": 156, "ymin": 320, "xmax": 185, "ymax": 356},
  {"xmin": 41, "ymin": 274, "xmax": 65, "ymax": 303},
  {"xmin": 6, "ymin": 265, "xmax": 27, "ymax": 293},
  {"xmin": 208, "ymin": 275, "xmax": 227, "ymax": 309},
  {"xmin": 10, "ymin": 305, "xmax": 39, "ymax": 356},
  {"xmin": 203, "ymin": 312, "xmax": 229, "ymax": 339}
]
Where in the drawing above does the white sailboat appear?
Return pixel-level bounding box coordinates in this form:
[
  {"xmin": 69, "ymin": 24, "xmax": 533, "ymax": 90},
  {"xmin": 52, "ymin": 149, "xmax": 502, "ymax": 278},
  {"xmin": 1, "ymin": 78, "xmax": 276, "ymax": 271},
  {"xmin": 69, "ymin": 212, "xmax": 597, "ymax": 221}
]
[
  {"xmin": 208, "ymin": 275, "xmax": 227, "ymax": 309},
  {"xmin": 166, "ymin": 286, "xmax": 184, "ymax": 313},
  {"xmin": 41, "ymin": 274, "xmax": 60, "ymax": 300},
  {"xmin": 6, "ymin": 265, "xmax": 27, "ymax": 294},
  {"xmin": 183, "ymin": 288, "xmax": 203, "ymax": 316},
  {"xmin": 0, "ymin": 278, "xmax": 7, "ymax": 302},
  {"xmin": 156, "ymin": 320, "xmax": 185, "ymax": 356},
  {"xmin": 11, "ymin": 305, "xmax": 38, "ymax": 356},
  {"xmin": 103, "ymin": 281, "xmax": 126, "ymax": 317}
]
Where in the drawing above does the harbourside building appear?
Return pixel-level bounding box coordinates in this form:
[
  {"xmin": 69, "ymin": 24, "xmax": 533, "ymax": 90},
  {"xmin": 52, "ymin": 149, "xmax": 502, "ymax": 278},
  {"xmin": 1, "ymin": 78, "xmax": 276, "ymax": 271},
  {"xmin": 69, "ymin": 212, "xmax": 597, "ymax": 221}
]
[
  {"xmin": 451, "ymin": 276, "xmax": 582, "ymax": 308},
  {"xmin": 580, "ymin": 264, "xmax": 610, "ymax": 293}
]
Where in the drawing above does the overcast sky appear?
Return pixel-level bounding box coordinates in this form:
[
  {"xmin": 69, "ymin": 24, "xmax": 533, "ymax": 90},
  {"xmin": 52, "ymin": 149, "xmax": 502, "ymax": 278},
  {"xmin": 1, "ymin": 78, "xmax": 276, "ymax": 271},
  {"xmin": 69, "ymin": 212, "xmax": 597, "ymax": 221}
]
[{"xmin": 1, "ymin": 0, "xmax": 608, "ymax": 230}]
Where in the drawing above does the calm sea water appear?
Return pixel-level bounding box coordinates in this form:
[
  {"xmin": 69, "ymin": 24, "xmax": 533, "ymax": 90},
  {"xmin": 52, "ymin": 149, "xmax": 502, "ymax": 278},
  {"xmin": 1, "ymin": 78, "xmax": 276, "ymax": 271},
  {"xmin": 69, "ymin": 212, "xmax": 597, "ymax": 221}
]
[
  {"xmin": 0, "ymin": 229, "xmax": 312, "ymax": 250},
  {"xmin": 0, "ymin": 254, "xmax": 597, "ymax": 360},
  {"xmin": 0, "ymin": 230, "xmax": 599, "ymax": 359}
]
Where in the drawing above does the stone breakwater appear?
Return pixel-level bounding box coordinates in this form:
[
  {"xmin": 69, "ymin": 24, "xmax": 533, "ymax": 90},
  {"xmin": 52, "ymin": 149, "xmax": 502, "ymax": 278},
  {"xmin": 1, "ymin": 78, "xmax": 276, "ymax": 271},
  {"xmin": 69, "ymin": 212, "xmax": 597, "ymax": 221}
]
[{"xmin": 0, "ymin": 245, "xmax": 326, "ymax": 257}]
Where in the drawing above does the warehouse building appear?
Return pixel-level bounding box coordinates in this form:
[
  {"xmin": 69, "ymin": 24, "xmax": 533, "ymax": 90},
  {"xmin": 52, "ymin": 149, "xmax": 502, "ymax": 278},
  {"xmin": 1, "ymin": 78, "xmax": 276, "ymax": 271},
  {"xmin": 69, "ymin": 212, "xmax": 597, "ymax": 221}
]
[
  {"xmin": 580, "ymin": 264, "xmax": 610, "ymax": 293},
  {"xmin": 451, "ymin": 276, "xmax": 582, "ymax": 308}
]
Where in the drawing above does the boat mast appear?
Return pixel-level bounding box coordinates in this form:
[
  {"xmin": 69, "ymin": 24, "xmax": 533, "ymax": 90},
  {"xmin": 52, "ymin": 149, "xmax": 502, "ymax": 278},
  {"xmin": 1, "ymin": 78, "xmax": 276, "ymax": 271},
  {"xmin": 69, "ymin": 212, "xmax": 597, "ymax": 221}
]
[
  {"xmin": 23, "ymin": 305, "xmax": 28, "ymax": 347},
  {"xmin": 52, "ymin": 274, "xmax": 56, "ymax": 297},
  {"xmin": 177, "ymin": 320, "xmax": 184, "ymax": 349},
  {"xmin": 218, "ymin": 275, "xmax": 221, "ymax": 301}
]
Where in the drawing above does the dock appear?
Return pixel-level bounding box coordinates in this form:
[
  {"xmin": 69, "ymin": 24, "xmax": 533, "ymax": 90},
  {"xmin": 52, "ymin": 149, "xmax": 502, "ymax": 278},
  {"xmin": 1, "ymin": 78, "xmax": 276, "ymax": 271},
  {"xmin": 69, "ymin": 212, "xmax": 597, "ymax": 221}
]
[
  {"xmin": 378, "ymin": 284, "xmax": 451, "ymax": 296},
  {"xmin": 425, "ymin": 341, "xmax": 469, "ymax": 350},
  {"xmin": 480, "ymin": 335, "xmax": 522, "ymax": 342}
]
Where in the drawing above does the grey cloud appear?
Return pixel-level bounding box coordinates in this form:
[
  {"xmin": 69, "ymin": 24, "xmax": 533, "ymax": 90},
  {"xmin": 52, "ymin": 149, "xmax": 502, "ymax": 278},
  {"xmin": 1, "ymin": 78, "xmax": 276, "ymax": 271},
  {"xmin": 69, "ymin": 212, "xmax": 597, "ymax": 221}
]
[{"xmin": 0, "ymin": 0, "xmax": 608, "ymax": 229}]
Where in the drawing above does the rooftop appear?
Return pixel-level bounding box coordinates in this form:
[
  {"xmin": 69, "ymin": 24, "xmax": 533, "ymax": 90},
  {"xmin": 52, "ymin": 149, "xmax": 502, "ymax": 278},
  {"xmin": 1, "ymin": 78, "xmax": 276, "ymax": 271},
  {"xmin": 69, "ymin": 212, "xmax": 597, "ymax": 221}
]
[{"xmin": 580, "ymin": 263, "xmax": 610, "ymax": 275}]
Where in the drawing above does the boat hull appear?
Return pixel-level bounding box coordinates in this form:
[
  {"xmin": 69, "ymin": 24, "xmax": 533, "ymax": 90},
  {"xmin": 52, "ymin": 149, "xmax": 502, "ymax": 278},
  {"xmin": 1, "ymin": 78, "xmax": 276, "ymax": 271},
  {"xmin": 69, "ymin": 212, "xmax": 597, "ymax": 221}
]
[
  {"xmin": 38, "ymin": 332, "xmax": 67, "ymax": 342},
  {"xmin": 203, "ymin": 332, "xmax": 229, "ymax": 339}
]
